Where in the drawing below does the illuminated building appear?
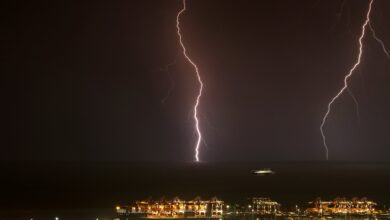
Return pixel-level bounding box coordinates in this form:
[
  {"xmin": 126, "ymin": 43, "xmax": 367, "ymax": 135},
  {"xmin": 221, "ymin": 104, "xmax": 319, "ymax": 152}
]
[
  {"xmin": 209, "ymin": 197, "xmax": 223, "ymax": 217},
  {"xmin": 119, "ymin": 197, "xmax": 224, "ymax": 218},
  {"xmin": 115, "ymin": 206, "xmax": 128, "ymax": 215},
  {"xmin": 251, "ymin": 197, "xmax": 281, "ymax": 215},
  {"xmin": 172, "ymin": 197, "xmax": 186, "ymax": 216},
  {"xmin": 305, "ymin": 197, "xmax": 378, "ymax": 216},
  {"xmin": 188, "ymin": 197, "xmax": 208, "ymax": 217},
  {"xmin": 116, "ymin": 196, "xmax": 382, "ymax": 218}
]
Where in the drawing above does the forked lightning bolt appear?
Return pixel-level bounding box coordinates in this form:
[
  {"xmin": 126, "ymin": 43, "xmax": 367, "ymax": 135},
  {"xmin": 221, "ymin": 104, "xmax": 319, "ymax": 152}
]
[
  {"xmin": 320, "ymin": 0, "xmax": 390, "ymax": 160},
  {"xmin": 320, "ymin": 0, "xmax": 374, "ymax": 160},
  {"xmin": 176, "ymin": 0, "xmax": 204, "ymax": 162}
]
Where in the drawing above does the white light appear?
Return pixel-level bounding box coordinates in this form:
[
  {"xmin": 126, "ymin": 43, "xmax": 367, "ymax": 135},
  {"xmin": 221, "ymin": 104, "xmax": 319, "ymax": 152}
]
[
  {"xmin": 320, "ymin": 0, "xmax": 375, "ymax": 160},
  {"xmin": 176, "ymin": 0, "xmax": 204, "ymax": 162}
]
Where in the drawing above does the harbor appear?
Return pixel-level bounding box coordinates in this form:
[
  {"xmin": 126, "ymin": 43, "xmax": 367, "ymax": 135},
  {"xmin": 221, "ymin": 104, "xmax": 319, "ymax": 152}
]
[{"xmin": 115, "ymin": 197, "xmax": 390, "ymax": 219}]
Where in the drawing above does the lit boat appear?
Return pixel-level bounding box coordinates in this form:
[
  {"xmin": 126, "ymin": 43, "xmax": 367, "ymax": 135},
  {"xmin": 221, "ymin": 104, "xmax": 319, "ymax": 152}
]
[{"xmin": 252, "ymin": 169, "xmax": 275, "ymax": 175}]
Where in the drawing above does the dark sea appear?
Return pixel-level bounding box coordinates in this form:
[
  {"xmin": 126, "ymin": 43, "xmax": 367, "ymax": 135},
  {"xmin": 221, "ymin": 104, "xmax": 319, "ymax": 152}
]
[{"xmin": 1, "ymin": 161, "xmax": 389, "ymax": 220}]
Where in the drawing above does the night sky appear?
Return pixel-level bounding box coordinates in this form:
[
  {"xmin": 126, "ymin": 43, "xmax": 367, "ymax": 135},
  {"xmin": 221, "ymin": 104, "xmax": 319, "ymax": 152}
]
[{"xmin": 3, "ymin": 0, "xmax": 390, "ymax": 162}]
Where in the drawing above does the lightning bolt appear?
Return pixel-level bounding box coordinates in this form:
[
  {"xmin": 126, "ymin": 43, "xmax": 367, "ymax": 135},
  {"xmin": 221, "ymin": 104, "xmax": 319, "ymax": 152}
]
[
  {"xmin": 176, "ymin": 0, "xmax": 204, "ymax": 162},
  {"xmin": 369, "ymin": 22, "xmax": 390, "ymax": 59},
  {"xmin": 320, "ymin": 0, "xmax": 374, "ymax": 160}
]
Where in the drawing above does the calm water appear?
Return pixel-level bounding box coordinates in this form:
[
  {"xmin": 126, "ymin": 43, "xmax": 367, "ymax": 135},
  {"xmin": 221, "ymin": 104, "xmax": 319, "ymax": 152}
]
[{"xmin": 0, "ymin": 208, "xmax": 113, "ymax": 220}]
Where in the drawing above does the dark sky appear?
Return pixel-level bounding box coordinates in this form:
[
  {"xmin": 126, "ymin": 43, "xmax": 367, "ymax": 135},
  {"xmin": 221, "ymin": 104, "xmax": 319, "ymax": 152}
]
[{"xmin": 3, "ymin": 0, "xmax": 390, "ymax": 162}]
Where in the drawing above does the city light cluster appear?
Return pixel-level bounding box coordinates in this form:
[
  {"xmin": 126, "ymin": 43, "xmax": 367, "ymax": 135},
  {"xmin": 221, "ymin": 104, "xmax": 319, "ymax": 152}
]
[
  {"xmin": 117, "ymin": 197, "xmax": 223, "ymax": 218},
  {"xmin": 115, "ymin": 196, "xmax": 387, "ymax": 218}
]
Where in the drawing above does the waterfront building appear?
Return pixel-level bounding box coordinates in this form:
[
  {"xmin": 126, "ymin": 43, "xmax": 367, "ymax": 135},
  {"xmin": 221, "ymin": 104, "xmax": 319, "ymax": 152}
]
[
  {"xmin": 305, "ymin": 197, "xmax": 378, "ymax": 216},
  {"xmin": 251, "ymin": 197, "xmax": 281, "ymax": 215},
  {"xmin": 120, "ymin": 196, "xmax": 224, "ymax": 218}
]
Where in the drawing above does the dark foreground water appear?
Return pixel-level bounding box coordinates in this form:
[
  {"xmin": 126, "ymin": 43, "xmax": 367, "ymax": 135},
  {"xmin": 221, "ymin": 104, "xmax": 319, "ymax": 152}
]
[
  {"xmin": 0, "ymin": 208, "xmax": 113, "ymax": 220},
  {"xmin": 0, "ymin": 161, "xmax": 389, "ymax": 219}
]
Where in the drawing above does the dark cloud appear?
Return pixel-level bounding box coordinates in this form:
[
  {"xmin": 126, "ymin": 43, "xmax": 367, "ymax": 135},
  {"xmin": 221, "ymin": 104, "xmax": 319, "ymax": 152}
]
[{"xmin": 2, "ymin": 0, "xmax": 390, "ymax": 162}]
